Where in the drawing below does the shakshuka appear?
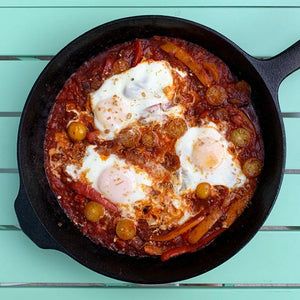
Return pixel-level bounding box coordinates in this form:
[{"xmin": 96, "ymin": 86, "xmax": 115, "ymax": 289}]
[{"xmin": 44, "ymin": 37, "xmax": 264, "ymax": 261}]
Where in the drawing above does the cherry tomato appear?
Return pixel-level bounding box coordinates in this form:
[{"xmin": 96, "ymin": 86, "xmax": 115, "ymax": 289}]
[
  {"xmin": 166, "ymin": 118, "xmax": 187, "ymax": 138},
  {"xmin": 67, "ymin": 122, "xmax": 87, "ymax": 141},
  {"xmin": 162, "ymin": 152, "xmax": 180, "ymax": 172},
  {"xmin": 118, "ymin": 127, "xmax": 141, "ymax": 148},
  {"xmin": 195, "ymin": 182, "xmax": 211, "ymax": 199},
  {"xmin": 236, "ymin": 80, "xmax": 251, "ymax": 100},
  {"xmin": 84, "ymin": 201, "xmax": 105, "ymax": 222},
  {"xmin": 116, "ymin": 219, "xmax": 136, "ymax": 240},
  {"xmin": 243, "ymin": 158, "xmax": 263, "ymax": 178},
  {"xmin": 142, "ymin": 132, "xmax": 158, "ymax": 148},
  {"xmin": 206, "ymin": 85, "xmax": 228, "ymax": 106},
  {"xmin": 230, "ymin": 128, "xmax": 251, "ymax": 147},
  {"xmin": 112, "ymin": 58, "xmax": 130, "ymax": 74}
]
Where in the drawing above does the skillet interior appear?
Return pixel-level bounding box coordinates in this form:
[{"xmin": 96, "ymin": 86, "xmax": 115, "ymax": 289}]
[{"xmin": 17, "ymin": 16, "xmax": 285, "ymax": 283}]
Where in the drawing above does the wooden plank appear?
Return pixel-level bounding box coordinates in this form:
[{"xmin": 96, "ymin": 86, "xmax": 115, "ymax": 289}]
[
  {"xmin": 1, "ymin": 287, "xmax": 300, "ymax": 300},
  {"xmin": 0, "ymin": 231, "xmax": 300, "ymax": 283},
  {"xmin": 0, "ymin": 117, "xmax": 19, "ymax": 169},
  {"xmin": 1, "ymin": 173, "xmax": 300, "ymax": 226},
  {"xmin": 0, "ymin": 8, "xmax": 299, "ymax": 56},
  {"xmin": 0, "ymin": 173, "xmax": 19, "ymax": 225},
  {"xmin": 1, "ymin": 117, "xmax": 299, "ymax": 169},
  {"xmin": 0, "ymin": 61, "xmax": 299, "ymax": 113},
  {"xmin": 1, "ymin": 0, "xmax": 300, "ymax": 7},
  {"xmin": 264, "ymin": 174, "xmax": 300, "ymax": 226},
  {"xmin": 0, "ymin": 118, "xmax": 19, "ymax": 169},
  {"xmin": 0, "ymin": 61, "xmax": 47, "ymax": 112}
]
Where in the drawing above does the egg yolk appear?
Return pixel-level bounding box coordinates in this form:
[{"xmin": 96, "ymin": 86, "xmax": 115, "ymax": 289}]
[
  {"xmin": 191, "ymin": 137, "xmax": 226, "ymax": 171},
  {"xmin": 97, "ymin": 166, "xmax": 136, "ymax": 204}
]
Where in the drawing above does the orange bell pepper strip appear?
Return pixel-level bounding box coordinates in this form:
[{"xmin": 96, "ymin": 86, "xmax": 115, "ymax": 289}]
[
  {"xmin": 188, "ymin": 208, "xmax": 223, "ymax": 244},
  {"xmin": 160, "ymin": 227, "xmax": 226, "ymax": 261},
  {"xmin": 151, "ymin": 212, "xmax": 205, "ymax": 242},
  {"xmin": 160, "ymin": 40, "xmax": 216, "ymax": 87},
  {"xmin": 222, "ymin": 197, "xmax": 249, "ymax": 228},
  {"xmin": 202, "ymin": 61, "xmax": 219, "ymax": 82},
  {"xmin": 144, "ymin": 244, "xmax": 164, "ymax": 256},
  {"xmin": 237, "ymin": 109, "xmax": 256, "ymax": 134}
]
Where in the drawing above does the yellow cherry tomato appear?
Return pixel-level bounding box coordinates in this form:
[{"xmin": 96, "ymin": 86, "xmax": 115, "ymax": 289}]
[
  {"xmin": 230, "ymin": 128, "xmax": 251, "ymax": 147},
  {"xmin": 195, "ymin": 182, "xmax": 211, "ymax": 199},
  {"xmin": 142, "ymin": 132, "xmax": 158, "ymax": 148},
  {"xmin": 116, "ymin": 219, "xmax": 136, "ymax": 240},
  {"xmin": 166, "ymin": 118, "xmax": 187, "ymax": 138},
  {"xmin": 206, "ymin": 85, "xmax": 228, "ymax": 106},
  {"xmin": 118, "ymin": 127, "xmax": 141, "ymax": 148},
  {"xmin": 67, "ymin": 122, "xmax": 87, "ymax": 141},
  {"xmin": 243, "ymin": 158, "xmax": 263, "ymax": 178},
  {"xmin": 84, "ymin": 201, "xmax": 105, "ymax": 222}
]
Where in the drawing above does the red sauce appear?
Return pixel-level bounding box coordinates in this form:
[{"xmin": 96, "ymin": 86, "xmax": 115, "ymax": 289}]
[{"xmin": 44, "ymin": 37, "xmax": 264, "ymax": 260}]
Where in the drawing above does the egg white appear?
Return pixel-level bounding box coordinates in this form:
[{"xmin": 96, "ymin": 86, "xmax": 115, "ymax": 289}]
[
  {"xmin": 68, "ymin": 58, "xmax": 247, "ymax": 227},
  {"xmin": 175, "ymin": 122, "xmax": 246, "ymax": 194},
  {"xmin": 90, "ymin": 60, "xmax": 185, "ymax": 140},
  {"xmin": 66, "ymin": 145, "xmax": 153, "ymax": 217},
  {"xmin": 66, "ymin": 145, "xmax": 194, "ymax": 225}
]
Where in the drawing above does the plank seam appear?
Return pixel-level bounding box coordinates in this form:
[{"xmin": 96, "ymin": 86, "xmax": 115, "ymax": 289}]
[
  {"xmin": 1, "ymin": 282, "xmax": 300, "ymax": 288},
  {"xmin": 284, "ymin": 170, "xmax": 300, "ymax": 174},
  {"xmin": 0, "ymin": 112, "xmax": 21, "ymax": 117},
  {"xmin": 281, "ymin": 113, "xmax": 300, "ymax": 118},
  {"xmin": 1, "ymin": 6, "xmax": 300, "ymax": 8},
  {"xmin": 0, "ymin": 169, "xmax": 18, "ymax": 173}
]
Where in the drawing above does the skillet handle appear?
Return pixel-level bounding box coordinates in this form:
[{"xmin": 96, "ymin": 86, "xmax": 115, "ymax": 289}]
[
  {"xmin": 14, "ymin": 179, "xmax": 65, "ymax": 252},
  {"xmin": 249, "ymin": 40, "xmax": 300, "ymax": 99}
]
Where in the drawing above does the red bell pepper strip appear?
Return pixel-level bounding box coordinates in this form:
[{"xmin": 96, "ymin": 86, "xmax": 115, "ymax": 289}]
[
  {"xmin": 71, "ymin": 181, "xmax": 119, "ymax": 212},
  {"xmin": 101, "ymin": 57, "xmax": 114, "ymax": 77},
  {"xmin": 197, "ymin": 227, "xmax": 226, "ymax": 250},
  {"xmin": 160, "ymin": 227, "xmax": 226, "ymax": 261},
  {"xmin": 87, "ymin": 130, "xmax": 100, "ymax": 143},
  {"xmin": 132, "ymin": 39, "xmax": 142, "ymax": 67},
  {"xmin": 161, "ymin": 245, "xmax": 197, "ymax": 262}
]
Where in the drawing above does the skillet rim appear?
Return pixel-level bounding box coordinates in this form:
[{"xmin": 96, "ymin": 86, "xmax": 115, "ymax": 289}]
[{"xmin": 16, "ymin": 15, "xmax": 285, "ymax": 283}]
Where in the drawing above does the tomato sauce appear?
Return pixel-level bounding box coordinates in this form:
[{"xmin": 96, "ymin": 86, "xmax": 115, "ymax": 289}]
[{"xmin": 44, "ymin": 37, "xmax": 264, "ymax": 259}]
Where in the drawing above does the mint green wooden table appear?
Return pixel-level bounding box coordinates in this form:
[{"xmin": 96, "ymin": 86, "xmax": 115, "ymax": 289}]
[{"xmin": 1, "ymin": 1, "xmax": 300, "ymax": 299}]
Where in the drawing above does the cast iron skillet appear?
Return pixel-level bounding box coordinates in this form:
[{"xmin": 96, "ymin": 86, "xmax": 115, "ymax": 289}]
[{"xmin": 15, "ymin": 16, "xmax": 300, "ymax": 283}]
